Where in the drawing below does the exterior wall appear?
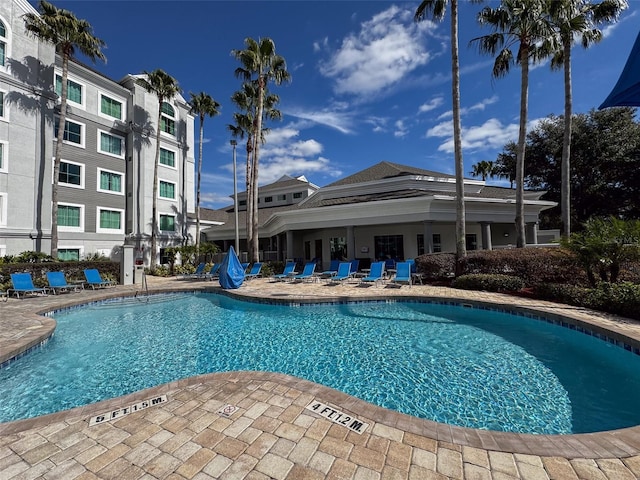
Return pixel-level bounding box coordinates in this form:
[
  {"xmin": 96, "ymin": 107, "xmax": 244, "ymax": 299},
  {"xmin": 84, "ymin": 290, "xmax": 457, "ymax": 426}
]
[{"xmin": 0, "ymin": 0, "xmax": 54, "ymax": 255}]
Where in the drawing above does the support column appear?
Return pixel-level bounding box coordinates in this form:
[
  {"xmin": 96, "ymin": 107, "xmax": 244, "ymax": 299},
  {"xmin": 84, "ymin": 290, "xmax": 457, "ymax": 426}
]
[
  {"xmin": 286, "ymin": 230, "xmax": 294, "ymax": 260},
  {"xmin": 347, "ymin": 226, "xmax": 355, "ymax": 260},
  {"xmin": 526, "ymin": 222, "xmax": 538, "ymax": 245},
  {"xmin": 423, "ymin": 221, "xmax": 434, "ymax": 254},
  {"xmin": 223, "ymin": 240, "xmax": 229, "ymax": 252},
  {"xmin": 480, "ymin": 222, "xmax": 493, "ymax": 251}
]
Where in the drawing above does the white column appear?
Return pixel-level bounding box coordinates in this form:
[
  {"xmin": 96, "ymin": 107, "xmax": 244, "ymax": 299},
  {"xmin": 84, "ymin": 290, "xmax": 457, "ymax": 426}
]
[
  {"xmin": 423, "ymin": 221, "xmax": 434, "ymax": 254},
  {"xmin": 480, "ymin": 222, "xmax": 493, "ymax": 250}
]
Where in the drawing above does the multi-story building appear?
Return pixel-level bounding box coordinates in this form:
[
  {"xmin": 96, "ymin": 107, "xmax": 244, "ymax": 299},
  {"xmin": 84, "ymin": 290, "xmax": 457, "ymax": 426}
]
[{"xmin": 0, "ymin": 0, "xmax": 195, "ymax": 265}]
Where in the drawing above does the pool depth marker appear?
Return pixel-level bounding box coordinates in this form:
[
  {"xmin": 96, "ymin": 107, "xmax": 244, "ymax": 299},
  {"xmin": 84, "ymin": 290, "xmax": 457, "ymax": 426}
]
[
  {"xmin": 89, "ymin": 395, "xmax": 168, "ymax": 426},
  {"xmin": 306, "ymin": 401, "xmax": 369, "ymax": 434}
]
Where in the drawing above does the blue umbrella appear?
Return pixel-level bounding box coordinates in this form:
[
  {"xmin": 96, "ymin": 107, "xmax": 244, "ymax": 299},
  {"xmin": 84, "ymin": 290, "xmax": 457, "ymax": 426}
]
[
  {"xmin": 599, "ymin": 30, "xmax": 640, "ymax": 109},
  {"xmin": 218, "ymin": 245, "xmax": 245, "ymax": 289}
]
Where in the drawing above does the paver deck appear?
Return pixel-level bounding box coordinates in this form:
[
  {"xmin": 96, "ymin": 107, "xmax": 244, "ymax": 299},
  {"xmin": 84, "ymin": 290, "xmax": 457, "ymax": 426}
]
[{"xmin": 2, "ymin": 275, "xmax": 640, "ymax": 479}]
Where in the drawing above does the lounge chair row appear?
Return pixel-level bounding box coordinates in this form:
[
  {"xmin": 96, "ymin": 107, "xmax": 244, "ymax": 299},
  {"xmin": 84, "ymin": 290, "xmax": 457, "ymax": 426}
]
[
  {"xmin": 269, "ymin": 261, "xmax": 414, "ymax": 287},
  {"xmin": 5, "ymin": 269, "xmax": 116, "ymax": 298}
]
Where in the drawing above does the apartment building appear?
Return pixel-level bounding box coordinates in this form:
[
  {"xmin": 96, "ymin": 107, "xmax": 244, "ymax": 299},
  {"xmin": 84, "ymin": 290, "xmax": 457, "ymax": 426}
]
[{"xmin": 0, "ymin": 0, "xmax": 195, "ymax": 265}]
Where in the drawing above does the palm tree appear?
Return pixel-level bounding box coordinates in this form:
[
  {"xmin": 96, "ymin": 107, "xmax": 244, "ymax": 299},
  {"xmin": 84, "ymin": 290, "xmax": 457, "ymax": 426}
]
[
  {"xmin": 415, "ymin": 0, "xmax": 467, "ymax": 270},
  {"xmin": 232, "ymin": 37, "xmax": 290, "ymax": 262},
  {"xmin": 470, "ymin": 160, "xmax": 496, "ymax": 181},
  {"xmin": 471, "ymin": 0, "xmax": 555, "ymax": 248},
  {"xmin": 544, "ymin": 0, "xmax": 627, "ymax": 239},
  {"xmin": 188, "ymin": 92, "xmax": 221, "ymax": 257},
  {"xmin": 135, "ymin": 69, "xmax": 180, "ymax": 269},
  {"xmin": 23, "ymin": 0, "xmax": 105, "ymax": 259}
]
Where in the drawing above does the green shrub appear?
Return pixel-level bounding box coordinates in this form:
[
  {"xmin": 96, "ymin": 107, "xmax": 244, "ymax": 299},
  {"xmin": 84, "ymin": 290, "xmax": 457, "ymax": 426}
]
[
  {"xmin": 415, "ymin": 253, "xmax": 456, "ymax": 281},
  {"xmin": 452, "ymin": 273, "xmax": 525, "ymax": 292}
]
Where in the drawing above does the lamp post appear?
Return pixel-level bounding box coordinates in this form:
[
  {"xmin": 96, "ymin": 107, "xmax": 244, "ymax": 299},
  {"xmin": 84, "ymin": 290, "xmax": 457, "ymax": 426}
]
[{"xmin": 230, "ymin": 139, "xmax": 239, "ymax": 253}]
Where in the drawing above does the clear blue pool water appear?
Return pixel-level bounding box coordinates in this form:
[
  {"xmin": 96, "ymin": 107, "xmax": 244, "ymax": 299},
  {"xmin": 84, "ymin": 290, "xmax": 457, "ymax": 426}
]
[{"xmin": 2, "ymin": 292, "xmax": 640, "ymax": 434}]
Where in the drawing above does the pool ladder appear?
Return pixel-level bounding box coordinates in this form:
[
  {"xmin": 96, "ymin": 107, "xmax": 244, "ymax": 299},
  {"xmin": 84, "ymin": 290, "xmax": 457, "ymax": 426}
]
[{"xmin": 134, "ymin": 269, "xmax": 149, "ymax": 302}]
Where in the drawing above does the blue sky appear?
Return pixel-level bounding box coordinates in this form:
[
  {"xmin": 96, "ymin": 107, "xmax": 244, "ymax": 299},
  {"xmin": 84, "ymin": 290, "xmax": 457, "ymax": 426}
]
[{"xmin": 48, "ymin": 0, "xmax": 639, "ymax": 210}]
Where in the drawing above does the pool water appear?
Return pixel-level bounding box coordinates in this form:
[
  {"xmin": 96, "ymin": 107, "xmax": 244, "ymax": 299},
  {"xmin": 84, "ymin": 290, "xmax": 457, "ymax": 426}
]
[{"xmin": 1, "ymin": 292, "xmax": 640, "ymax": 434}]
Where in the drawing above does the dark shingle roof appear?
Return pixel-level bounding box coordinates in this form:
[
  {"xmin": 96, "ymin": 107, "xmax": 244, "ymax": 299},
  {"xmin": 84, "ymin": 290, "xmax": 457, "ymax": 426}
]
[{"xmin": 325, "ymin": 161, "xmax": 456, "ymax": 187}]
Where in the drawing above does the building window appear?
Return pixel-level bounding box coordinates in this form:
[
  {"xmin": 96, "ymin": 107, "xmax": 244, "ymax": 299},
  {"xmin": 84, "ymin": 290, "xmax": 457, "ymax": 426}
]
[
  {"xmin": 374, "ymin": 235, "xmax": 404, "ymax": 261},
  {"xmin": 433, "ymin": 234, "xmax": 442, "ymax": 253},
  {"xmin": 58, "ymin": 203, "xmax": 83, "ymax": 231},
  {"xmin": 100, "ymin": 94, "xmax": 123, "ymax": 120},
  {"xmin": 466, "ymin": 234, "xmax": 477, "ymax": 251},
  {"xmin": 329, "ymin": 237, "xmax": 347, "ymax": 260},
  {"xmin": 159, "ymin": 248, "xmax": 172, "ymax": 265},
  {"xmin": 58, "ymin": 248, "xmax": 80, "ymax": 261},
  {"xmin": 239, "ymin": 200, "xmax": 246, "ymax": 206},
  {"xmin": 293, "ymin": 192, "xmax": 302, "ymax": 199},
  {"xmin": 0, "ymin": 141, "xmax": 6, "ymax": 172},
  {"xmin": 55, "ymin": 74, "xmax": 83, "ymax": 106},
  {"xmin": 98, "ymin": 130, "xmax": 124, "ymax": 158},
  {"xmin": 160, "ymin": 102, "xmax": 175, "ymax": 135},
  {"xmin": 159, "ymin": 148, "xmax": 175, "ymax": 167},
  {"xmin": 54, "ymin": 117, "xmax": 84, "ymax": 146},
  {"xmin": 159, "ymin": 180, "xmax": 176, "ymax": 199},
  {"xmin": 97, "ymin": 208, "xmax": 123, "ymax": 233},
  {"xmin": 277, "ymin": 194, "xmax": 286, "ymax": 201},
  {"xmin": 58, "ymin": 160, "xmax": 84, "ymax": 188},
  {"xmin": 417, "ymin": 234, "xmax": 424, "ymax": 256},
  {"xmin": 264, "ymin": 196, "xmax": 273, "ymax": 203},
  {"xmin": 0, "ymin": 20, "xmax": 6, "ymax": 67},
  {"xmin": 97, "ymin": 168, "xmax": 123, "ymax": 194},
  {"xmin": 159, "ymin": 214, "xmax": 175, "ymax": 232}
]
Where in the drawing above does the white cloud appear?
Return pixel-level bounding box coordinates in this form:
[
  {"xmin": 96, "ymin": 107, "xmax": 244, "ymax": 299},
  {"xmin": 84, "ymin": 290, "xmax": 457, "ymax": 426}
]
[
  {"xmin": 394, "ymin": 119, "xmax": 408, "ymax": 138},
  {"xmin": 285, "ymin": 106, "xmax": 354, "ymax": 134},
  {"xmin": 426, "ymin": 117, "xmax": 544, "ymax": 154},
  {"xmin": 436, "ymin": 95, "xmax": 499, "ymax": 120},
  {"xmin": 418, "ymin": 96, "xmax": 444, "ymax": 113},
  {"xmin": 318, "ymin": 5, "xmax": 434, "ymax": 97}
]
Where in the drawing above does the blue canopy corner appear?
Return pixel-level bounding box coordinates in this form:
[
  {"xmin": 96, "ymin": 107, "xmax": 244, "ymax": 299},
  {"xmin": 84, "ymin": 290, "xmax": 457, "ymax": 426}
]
[
  {"xmin": 218, "ymin": 246, "xmax": 245, "ymax": 289},
  {"xmin": 600, "ymin": 30, "xmax": 640, "ymax": 109}
]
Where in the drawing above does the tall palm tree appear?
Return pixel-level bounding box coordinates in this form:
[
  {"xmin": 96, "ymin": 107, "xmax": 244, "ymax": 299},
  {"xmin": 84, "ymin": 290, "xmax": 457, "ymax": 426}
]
[
  {"xmin": 470, "ymin": 160, "xmax": 495, "ymax": 181},
  {"xmin": 415, "ymin": 0, "xmax": 467, "ymax": 269},
  {"xmin": 188, "ymin": 92, "xmax": 221, "ymax": 256},
  {"xmin": 471, "ymin": 0, "xmax": 555, "ymax": 248},
  {"xmin": 232, "ymin": 37, "xmax": 290, "ymax": 262},
  {"xmin": 23, "ymin": 0, "xmax": 105, "ymax": 258},
  {"xmin": 135, "ymin": 69, "xmax": 180, "ymax": 269},
  {"xmin": 545, "ymin": 0, "xmax": 627, "ymax": 239}
]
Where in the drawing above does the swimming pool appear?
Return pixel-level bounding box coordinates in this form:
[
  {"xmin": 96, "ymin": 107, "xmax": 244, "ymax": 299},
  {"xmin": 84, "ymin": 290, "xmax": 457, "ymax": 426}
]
[{"xmin": 1, "ymin": 292, "xmax": 640, "ymax": 434}]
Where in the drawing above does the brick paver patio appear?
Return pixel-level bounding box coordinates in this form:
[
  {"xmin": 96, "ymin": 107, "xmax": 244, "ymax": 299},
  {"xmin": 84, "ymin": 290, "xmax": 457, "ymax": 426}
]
[{"xmin": 1, "ymin": 275, "xmax": 640, "ymax": 479}]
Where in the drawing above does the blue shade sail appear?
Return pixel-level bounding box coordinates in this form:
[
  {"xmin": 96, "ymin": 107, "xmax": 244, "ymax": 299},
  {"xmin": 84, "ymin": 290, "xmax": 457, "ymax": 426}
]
[
  {"xmin": 600, "ymin": 30, "xmax": 640, "ymax": 109},
  {"xmin": 218, "ymin": 245, "xmax": 244, "ymax": 289}
]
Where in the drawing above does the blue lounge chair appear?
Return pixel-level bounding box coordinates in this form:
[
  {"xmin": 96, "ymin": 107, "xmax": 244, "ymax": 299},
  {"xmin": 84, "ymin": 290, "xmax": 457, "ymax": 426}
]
[
  {"xmin": 350, "ymin": 259, "xmax": 360, "ymax": 276},
  {"xmin": 320, "ymin": 259, "xmax": 340, "ymax": 279},
  {"xmin": 46, "ymin": 271, "xmax": 81, "ymax": 294},
  {"xmin": 83, "ymin": 269, "xmax": 117, "ymax": 289},
  {"xmin": 273, "ymin": 262, "xmax": 297, "ymax": 281},
  {"xmin": 390, "ymin": 262, "xmax": 412, "ymax": 288},
  {"xmin": 290, "ymin": 262, "xmax": 316, "ymax": 282},
  {"xmin": 360, "ymin": 261, "xmax": 385, "ymax": 286},
  {"xmin": 245, "ymin": 262, "xmax": 263, "ymax": 280},
  {"xmin": 328, "ymin": 262, "xmax": 352, "ymax": 285},
  {"xmin": 8, "ymin": 273, "xmax": 47, "ymax": 298},
  {"xmin": 201, "ymin": 263, "xmax": 221, "ymax": 280},
  {"xmin": 179, "ymin": 262, "xmax": 205, "ymax": 279}
]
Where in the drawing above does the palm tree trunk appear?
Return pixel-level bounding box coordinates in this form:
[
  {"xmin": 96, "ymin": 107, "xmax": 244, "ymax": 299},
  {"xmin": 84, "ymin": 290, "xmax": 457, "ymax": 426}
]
[
  {"xmin": 196, "ymin": 115, "xmax": 204, "ymax": 256},
  {"xmin": 151, "ymin": 104, "xmax": 162, "ymax": 268},
  {"xmin": 451, "ymin": 0, "xmax": 466, "ymax": 274},
  {"xmin": 252, "ymin": 77, "xmax": 266, "ymax": 263},
  {"xmin": 561, "ymin": 39, "xmax": 572, "ymax": 239},
  {"xmin": 245, "ymin": 140, "xmax": 253, "ymax": 261},
  {"xmin": 51, "ymin": 54, "xmax": 71, "ymax": 259},
  {"xmin": 515, "ymin": 43, "xmax": 529, "ymax": 248}
]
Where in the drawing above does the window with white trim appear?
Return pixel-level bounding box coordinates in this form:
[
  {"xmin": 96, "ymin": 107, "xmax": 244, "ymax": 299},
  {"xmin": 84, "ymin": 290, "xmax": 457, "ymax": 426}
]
[
  {"xmin": 0, "ymin": 19, "xmax": 7, "ymax": 68},
  {"xmin": 97, "ymin": 130, "xmax": 124, "ymax": 158},
  {"xmin": 293, "ymin": 192, "xmax": 302, "ymax": 199},
  {"xmin": 0, "ymin": 141, "xmax": 6, "ymax": 172},
  {"xmin": 54, "ymin": 117, "xmax": 84, "ymax": 147},
  {"xmin": 58, "ymin": 203, "xmax": 84, "ymax": 232},
  {"xmin": 277, "ymin": 194, "xmax": 286, "ymax": 201},
  {"xmin": 159, "ymin": 180, "xmax": 176, "ymax": 199},
  {"xmin": 97, "ymin": 168, "xmax": 123, "ymax": 194},
  {"xmin": 58, "ymin": 247, "xmax": 82, "ymax": 261},
  {"xmin": 58, "ymin": 160, "xmax": 84, "ymax": 188},
  {"xmin": 99, "ymin": 93, "xmax": 123, "ymax": 120},
  {"xmin": 159, "ymin": 214, "xmax": 175, "ymax": 232},
  {"xmin": 97, "ymin": 207, "xmax": 124, "ymax": 234},
  {"xmin": 55, "ymin": 74, "xmax": 84, "ymax": 107},
  {"xmin": 160, "ymin": 102, "xmax": 175, "ymax": 136},
  {"xmin": 159, "ymin": 147, "xmax": 176, "ymax": 168}
]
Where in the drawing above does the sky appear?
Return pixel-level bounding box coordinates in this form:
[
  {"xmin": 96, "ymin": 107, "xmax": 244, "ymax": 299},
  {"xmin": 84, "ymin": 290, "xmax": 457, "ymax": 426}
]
[{"xmin": 44, "ymin": 0, "xmax": 640, "ymax": 210}]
